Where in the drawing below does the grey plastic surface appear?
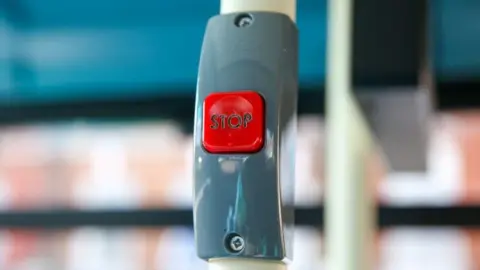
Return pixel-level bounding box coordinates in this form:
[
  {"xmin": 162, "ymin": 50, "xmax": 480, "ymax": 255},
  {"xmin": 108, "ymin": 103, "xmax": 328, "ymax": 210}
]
[
  {"xmin": 193, "ymin": 12, "xmax": 298, "ymax": 262},
  {"xmin": 358, "ymin": 88, "xmax": 430, "ymax": 172}
]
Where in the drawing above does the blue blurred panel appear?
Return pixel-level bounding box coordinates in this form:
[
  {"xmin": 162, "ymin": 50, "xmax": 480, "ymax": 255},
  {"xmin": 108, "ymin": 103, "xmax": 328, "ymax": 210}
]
[
  {"xmin": 432, "ymin": 0, "xmax": 480, "ymax": 80},
  {"xmin": 21, "ymin": 0, "xmax": 220, "ymax": 29},
  {"xmin": 2, "ymin": 0, "xmax": 480, "ymax": 104},
  {"xmin": 6, "ymin": 0, "xmax": 325, "ymax": 103},
  {"xmin": 0, "ymin": 17, "xmax": 10, "ymax": 93},
  {"xmin": 25, "ymin": 25, "xmax": 205, "ymax": 91}
]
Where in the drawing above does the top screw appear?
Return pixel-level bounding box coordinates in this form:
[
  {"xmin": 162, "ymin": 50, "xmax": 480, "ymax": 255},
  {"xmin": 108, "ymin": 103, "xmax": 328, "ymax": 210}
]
[{"xmin": 235, "ymin": 14, "xmax": 253, "ymax": 27}]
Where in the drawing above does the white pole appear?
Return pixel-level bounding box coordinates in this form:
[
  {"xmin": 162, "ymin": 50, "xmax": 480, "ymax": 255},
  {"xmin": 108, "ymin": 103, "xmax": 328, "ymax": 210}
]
[
  {"xmin": 324, "ymin": 0, "xmax": 375, "ymax": 270},
  {"xmin": 213, "ymin": 1, "xmax": 295, "ymax": 269},
  {"xmin": 220, "ymin": 0, "xmax": 296, "ymax": 23},
  {"xmin": 209, "ymin": 259, "xmax": 287, "ymax": 270}
]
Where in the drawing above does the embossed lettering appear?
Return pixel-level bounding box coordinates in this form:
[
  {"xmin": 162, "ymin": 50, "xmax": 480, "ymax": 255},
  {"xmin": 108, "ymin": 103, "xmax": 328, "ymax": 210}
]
[{"xmin": 210, "ymin": 113, "xmax": 253, "ymax": 129}]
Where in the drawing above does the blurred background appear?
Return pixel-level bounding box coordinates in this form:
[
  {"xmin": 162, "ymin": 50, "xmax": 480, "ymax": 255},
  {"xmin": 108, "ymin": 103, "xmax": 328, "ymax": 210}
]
[{"xmin": 0, "ymin": 0, "xmax": 480, "ymax": 269}]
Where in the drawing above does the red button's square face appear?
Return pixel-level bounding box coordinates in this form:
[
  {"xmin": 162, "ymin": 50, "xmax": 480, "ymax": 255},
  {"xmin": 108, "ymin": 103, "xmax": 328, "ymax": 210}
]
[{"xmin": 202, "ymin": 91, "xmax": 265, "ymax": 154}]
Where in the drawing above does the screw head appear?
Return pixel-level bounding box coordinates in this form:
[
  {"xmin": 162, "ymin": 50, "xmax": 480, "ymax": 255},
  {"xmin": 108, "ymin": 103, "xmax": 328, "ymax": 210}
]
[
  {"xmin": 235, "ymin": 14, "xmax": 253, "ymax": 27},
  {"xmin": 229, "ymin": 235, "xmax": 245, "ymax": 252}
]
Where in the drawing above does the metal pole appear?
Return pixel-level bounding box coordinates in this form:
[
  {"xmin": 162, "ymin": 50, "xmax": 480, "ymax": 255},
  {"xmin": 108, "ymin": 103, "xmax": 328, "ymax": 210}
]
[
  {"xmin": 209, "ymin": 259, "xmax": 287, "ymax": 270},
  {"xmin": 324, "ymin": 0, "xmax": 375, "ymax": 270},
  {"xmin": 220, "ymin": 0, "xmax": 296, "ymax": 22}
]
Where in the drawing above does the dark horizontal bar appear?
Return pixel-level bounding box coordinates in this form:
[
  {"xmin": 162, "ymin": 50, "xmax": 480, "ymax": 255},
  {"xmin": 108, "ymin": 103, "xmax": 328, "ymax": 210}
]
[
  {"xmin": 0, "ymin": 80, "xmax": 477, "ymax": 130},
  {"xmin": 378, "ymin": 206, "xmax": 480, "ymax": 228},
  {"xmin": 436, "ymin": 79, "xmax": 480, "ymax": 111},
  {"xmin": 1, "ymin": 206, "xmax": 480, "ymax": 229},
  {"xmin": 0, "ymin": 209, "xmax": 194, "ymax": 228}
]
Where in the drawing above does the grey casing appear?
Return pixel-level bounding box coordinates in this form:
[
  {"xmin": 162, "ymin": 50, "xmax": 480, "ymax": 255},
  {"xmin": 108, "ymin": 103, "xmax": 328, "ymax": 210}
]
[{"xmin": 193, "ymin": 12, "xmax": 298, "ymax": 262}]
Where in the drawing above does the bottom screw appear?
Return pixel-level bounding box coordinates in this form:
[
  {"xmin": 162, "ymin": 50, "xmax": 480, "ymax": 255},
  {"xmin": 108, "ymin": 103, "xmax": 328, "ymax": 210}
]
[{"xmin": 226, "ymin": 234, "xmax": 245, "ymax": 253}]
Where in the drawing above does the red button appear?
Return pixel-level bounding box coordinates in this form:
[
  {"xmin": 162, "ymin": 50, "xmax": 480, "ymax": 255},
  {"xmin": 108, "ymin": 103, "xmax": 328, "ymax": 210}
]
[{"xmin": 202, "ymin": 91, "xmax": 265, "ymax": 154}]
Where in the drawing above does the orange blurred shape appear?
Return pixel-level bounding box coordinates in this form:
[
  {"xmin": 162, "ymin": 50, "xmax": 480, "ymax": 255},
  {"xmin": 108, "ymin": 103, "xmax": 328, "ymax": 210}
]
[
  {"xmin": 0, "ymin": 127, "xmax": 49, "ymax": 210},
  {"xmin": 125, "ymin": 123, "xmax": 187, "ymax": 208},
  {"xmin": 368, "ymin": 149, "xmax": 387, "ymax": 203},
  {"xmin": 466, "ymin": 230, "xmax": 480, "ymax": 269},
  {"xmin": 452, "ymin": 111, "xmax": 480, "ymax": 204},
  {"xmin": 5, "ymin": 230, "xmax": 39, "ymax": 267},
  {"xmin": 4, "ymin": 167, "xmax": 48, "ymax": 209}
]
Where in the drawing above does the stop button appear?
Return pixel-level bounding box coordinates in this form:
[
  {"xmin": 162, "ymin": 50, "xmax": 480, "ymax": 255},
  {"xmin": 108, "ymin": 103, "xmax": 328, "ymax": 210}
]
[{"xmin": 202, "ymin": 91, "xmax": 265, "ymax": 154}]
